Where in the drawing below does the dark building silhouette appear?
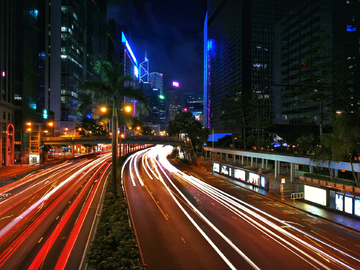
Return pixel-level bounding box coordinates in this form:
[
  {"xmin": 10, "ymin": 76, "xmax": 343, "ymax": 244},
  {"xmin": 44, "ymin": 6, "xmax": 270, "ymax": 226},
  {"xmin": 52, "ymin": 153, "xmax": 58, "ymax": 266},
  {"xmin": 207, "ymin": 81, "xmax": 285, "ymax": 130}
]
[{"xmin": 204, "ymin": 0, "xmax": 360, "ymax": 138}]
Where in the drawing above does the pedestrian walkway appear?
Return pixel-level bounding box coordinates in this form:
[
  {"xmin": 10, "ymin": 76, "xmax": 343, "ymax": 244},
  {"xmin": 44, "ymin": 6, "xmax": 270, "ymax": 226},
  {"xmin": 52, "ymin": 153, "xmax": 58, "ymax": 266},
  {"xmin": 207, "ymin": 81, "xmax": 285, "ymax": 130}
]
[{"xmin": 197, "ymin": 159, "xmax": 360, "ymax": 233}]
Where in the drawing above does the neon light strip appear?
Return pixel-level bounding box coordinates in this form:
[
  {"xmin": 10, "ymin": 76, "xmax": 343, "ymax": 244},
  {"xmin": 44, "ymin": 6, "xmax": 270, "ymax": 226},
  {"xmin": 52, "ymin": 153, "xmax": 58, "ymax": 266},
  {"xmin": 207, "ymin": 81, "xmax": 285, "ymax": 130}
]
[{"xmin": 121, "ymin": 32, "xmax": 137, "ymax": 65}]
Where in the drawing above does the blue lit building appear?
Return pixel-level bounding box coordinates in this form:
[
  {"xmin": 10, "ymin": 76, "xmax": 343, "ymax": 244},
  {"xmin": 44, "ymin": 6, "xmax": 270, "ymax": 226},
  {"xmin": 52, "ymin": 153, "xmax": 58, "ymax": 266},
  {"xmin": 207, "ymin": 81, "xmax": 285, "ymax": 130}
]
[{"xmin": 111, "ymin": 26, "xmax": 140, "ymax": 117}]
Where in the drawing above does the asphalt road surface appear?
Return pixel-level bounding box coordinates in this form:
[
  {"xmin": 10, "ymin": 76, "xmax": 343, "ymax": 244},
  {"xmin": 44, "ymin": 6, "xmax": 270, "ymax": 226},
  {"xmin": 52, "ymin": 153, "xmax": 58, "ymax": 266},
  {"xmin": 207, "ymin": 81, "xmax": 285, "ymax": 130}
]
[{"xmin": 124, "ymin": 145, "xmax": 360, "ymax": 270}]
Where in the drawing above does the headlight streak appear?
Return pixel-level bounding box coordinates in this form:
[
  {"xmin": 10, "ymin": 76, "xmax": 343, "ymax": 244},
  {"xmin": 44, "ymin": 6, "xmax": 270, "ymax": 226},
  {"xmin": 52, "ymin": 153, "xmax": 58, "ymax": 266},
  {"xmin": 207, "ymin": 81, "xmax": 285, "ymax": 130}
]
[
  {"xmin": 186, "ymin": 174, "xmax": 360, "ymax": 267},
  {"xmin": 157, "ymin": 153, "xmax": 357, "ymax": 269},
  {"xmin": 144, "ymin": 150, "xmax": 160, "ymax": 180},
  {"xmin": 141, "ymin": 152, "xmax": 153, "ymax": 180},
  {"xmin": 133, "ymin": 151, "xmax": 144, "ymax": 186},
  {"xmin": 153, "ymin": 157, "xmax": 259, "ymax": 270},
  {"xmin": 0, "ymin": 154, "xmax": 111, "ymax": 240},
  {"xmin": 129, "ymin": 155, "xmax": 137, "ymax": 186},
  {"xmin": 180, "ymin": 174, "xmax": 330, "ymax": 270}
]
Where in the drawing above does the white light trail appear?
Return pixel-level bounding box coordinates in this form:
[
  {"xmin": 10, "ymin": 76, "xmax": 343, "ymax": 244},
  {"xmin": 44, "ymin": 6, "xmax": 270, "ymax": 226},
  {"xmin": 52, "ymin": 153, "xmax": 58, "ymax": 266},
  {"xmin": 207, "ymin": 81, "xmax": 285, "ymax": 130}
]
[{"xmin": 155, "ymin": 148, "xmax": 357, "ymax": 269}]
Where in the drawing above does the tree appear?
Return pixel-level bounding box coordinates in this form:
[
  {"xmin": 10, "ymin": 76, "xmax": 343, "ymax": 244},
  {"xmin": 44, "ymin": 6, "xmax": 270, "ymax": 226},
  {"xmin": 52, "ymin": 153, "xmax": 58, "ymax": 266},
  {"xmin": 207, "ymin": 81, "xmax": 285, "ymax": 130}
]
[
  {"xmin": 77, "ymin": 118, "xmax": 107, "ymax": 136},
  {"xmin": 81, "ymin": 60, "xmax": 147, "ymax": 199},
  {"xmin": 282, "ymin": 31, "xmax": 352, "ymax": 144},
  {"xmin": 311, "ymin": 113, "xmax": 360, "ymax": 185},
  {"xmin": 167, "ymin": 112, "xmax": 210, "ymax": 152}
]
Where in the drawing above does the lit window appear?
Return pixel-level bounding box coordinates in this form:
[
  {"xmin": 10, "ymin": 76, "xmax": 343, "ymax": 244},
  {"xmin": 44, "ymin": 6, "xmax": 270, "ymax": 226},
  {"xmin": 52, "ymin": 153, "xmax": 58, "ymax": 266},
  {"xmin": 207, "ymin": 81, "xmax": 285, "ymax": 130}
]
[{"xmin": 61, "ymin": 27, "xmax": 67, "ymax": 32}]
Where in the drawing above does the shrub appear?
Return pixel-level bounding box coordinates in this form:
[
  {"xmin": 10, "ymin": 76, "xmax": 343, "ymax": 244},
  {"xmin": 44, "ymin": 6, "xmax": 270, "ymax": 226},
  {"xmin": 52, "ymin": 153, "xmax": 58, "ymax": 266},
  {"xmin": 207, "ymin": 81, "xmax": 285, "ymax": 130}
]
[{"xmin": 87, "ymin": 155, "xmax": 142, "ymax": 270}]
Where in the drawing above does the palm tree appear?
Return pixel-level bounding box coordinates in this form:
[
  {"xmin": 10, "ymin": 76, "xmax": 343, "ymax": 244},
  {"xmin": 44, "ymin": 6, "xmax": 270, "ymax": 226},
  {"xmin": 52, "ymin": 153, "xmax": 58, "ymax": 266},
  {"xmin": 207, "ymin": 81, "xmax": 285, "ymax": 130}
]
[{"xmin": 81, "ymin": 60, "xmax": 147, "ymax": 199}]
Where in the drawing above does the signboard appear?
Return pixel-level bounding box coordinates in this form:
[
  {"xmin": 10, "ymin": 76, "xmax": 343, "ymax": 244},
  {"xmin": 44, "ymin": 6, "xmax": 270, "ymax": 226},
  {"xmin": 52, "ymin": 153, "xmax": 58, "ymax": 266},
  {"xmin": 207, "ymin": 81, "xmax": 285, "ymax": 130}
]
[
  {"xmin": 221, "ymin": 165, "xmax": 229, "ymax": 175},
  {"xmin": 304, "ymin": 185, "xmax": 327, "ymax": 206},
  {"xmin": 345, "ymin": 196, "xmax": 353, "ymax": 214},
  {"xmin": 213, "ymin": 163, "xmax": 220, "ymax": 173},
  {"xmin": 355, "ymin": 198, "xmax": 360, "ymax": 217},
  {"xmin": 261, "ymin": 176, "xmax": 266, "ymax": 188},
  {"xmin": 335, "ymin": 194, "xmax": 344, "ymax": 211},
  {"xmin": 234, "ymin": 169, "xmax": 245, "ymax": 181},
  {"xmin": 249, "ymin": 173, "xmax": 260, "ymax": 185}
]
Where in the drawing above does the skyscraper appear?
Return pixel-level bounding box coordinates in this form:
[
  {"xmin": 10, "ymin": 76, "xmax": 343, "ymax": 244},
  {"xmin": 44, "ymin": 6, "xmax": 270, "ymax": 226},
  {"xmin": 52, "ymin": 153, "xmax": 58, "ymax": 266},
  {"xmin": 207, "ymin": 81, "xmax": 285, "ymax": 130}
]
[
  {"xmin": 149, "ymin": 72, "xmax": 164, "ymax": 92},
  {"xmin": 204, "ymin": 0, "xmax": 359, "ymax": 139},
  {"xmin": 46, "ymin": 0, "xmax": 109, "ymax": 135},
  {"xmin": 204, "ymin": 0, "xmax": 281, "ymax": 133},
  {"xmin": 0, "ymin": 0, "xmax": 17, "ymax": 166}
]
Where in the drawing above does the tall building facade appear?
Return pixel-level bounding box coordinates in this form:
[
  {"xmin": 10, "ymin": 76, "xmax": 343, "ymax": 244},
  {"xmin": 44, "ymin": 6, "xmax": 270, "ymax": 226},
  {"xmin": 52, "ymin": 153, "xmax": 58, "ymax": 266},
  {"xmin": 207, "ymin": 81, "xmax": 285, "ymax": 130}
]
[
  {"xmin": 204, "ymin": 0, "xmax": 359, "ymax": 138},
  {"xmin": 0, "ymin": 0, "xmax": 17, "ymax": 166},
  {"xmin": 204, "ymin": 0, "xmax": 283, "ymax": 133},
  {"xmin": 46, "ymin": 0, "xmax": 109, "ymax": 135},
  {"xmin": 149, "ymin": 72, "xmax": 164, "ymax": 92},
  {"xmin": 275, "ymin": 1, "xmax": 355, "ymax": 125}
]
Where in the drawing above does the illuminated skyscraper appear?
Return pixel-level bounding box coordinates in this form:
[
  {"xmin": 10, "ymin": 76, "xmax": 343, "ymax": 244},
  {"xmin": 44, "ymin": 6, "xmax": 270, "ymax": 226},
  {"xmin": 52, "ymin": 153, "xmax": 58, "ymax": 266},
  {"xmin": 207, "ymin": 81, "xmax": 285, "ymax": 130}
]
[
  {"xmin": 149, "ymin": 72, "xmax": 164, "ymax": 92},
  {"xmin": 46, "ymin": 0, "xmax": 109, "ymax": 134}
]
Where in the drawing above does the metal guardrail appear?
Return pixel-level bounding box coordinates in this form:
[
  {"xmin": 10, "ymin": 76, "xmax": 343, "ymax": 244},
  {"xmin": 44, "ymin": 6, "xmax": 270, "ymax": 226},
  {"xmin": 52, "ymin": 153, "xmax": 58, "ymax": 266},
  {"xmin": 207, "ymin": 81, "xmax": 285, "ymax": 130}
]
[{"xmin": 291, "ymin": 192, "xmax": 304, "ymax": 204}]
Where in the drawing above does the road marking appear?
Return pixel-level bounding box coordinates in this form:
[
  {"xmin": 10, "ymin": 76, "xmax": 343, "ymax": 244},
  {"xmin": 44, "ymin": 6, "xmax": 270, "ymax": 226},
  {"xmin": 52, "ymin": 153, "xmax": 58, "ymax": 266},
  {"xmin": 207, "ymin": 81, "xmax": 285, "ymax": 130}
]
[
  {"xmin": 336, "ymin": 236, "xmax": 345, "ymax": 241},
  {"xmin": 145, "ymin": 185, "xmax": 168, "ymax": 220},
  {"xmin": 38, "ymin": 237, "xmax": 43, "ymax": 243},
  {"xmin": 232, "ymin": 216, "xmax": 237, "ymax": 220},
  {"xmin": 261, "ymin": 235, "xmax": 270, "ymax": 241},
  {"xmin": 181, "ymin": 237, "xmax": 186, "ymax": 243}
]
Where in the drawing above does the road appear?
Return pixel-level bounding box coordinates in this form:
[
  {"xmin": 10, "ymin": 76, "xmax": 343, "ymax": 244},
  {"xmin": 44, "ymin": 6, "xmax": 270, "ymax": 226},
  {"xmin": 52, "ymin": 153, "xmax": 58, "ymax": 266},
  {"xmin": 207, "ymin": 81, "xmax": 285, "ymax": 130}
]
[
  {"xmin": 0, "ymin": 153, "xmax": 111, "ymax": 269},
  {"xmin": 123, "ymin": 145, "xmax": 360, "ymax": 270}
]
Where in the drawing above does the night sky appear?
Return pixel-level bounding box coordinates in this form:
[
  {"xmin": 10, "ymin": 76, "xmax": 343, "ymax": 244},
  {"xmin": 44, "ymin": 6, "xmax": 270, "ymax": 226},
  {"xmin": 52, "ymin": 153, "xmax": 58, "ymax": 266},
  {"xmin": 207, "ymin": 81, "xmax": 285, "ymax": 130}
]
[{"xmin": 107, "ymin": 0, "xmax": 207, "ymax": 94}]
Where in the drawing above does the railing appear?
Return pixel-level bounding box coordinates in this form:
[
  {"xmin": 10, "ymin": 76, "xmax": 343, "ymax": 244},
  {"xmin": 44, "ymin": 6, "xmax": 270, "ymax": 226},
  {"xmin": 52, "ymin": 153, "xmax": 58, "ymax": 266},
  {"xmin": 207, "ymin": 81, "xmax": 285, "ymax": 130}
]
[{"xmin": 291, "ymin": 192, "xmax": 304, "ymax": 200}]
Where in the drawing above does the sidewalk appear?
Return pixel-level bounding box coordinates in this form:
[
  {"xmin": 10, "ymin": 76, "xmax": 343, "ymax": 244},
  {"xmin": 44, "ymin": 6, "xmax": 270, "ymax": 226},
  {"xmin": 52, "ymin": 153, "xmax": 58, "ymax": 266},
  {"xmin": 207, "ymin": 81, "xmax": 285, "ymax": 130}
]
[{"xmin": 197, "ymin": 159, "xmax": 360, "ymax": 233}]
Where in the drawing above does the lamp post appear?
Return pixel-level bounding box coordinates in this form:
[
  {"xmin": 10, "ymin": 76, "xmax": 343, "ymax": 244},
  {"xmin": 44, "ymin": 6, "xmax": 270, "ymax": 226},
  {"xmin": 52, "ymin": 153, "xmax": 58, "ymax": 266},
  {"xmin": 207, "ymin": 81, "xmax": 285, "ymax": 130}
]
[
  {"xmin": 111, "ymin": 103, "xmax": 132, "ymax": 200},
  {"xmin": 111, "ymin": 100, "xmax": 118, "ymax": 199}
]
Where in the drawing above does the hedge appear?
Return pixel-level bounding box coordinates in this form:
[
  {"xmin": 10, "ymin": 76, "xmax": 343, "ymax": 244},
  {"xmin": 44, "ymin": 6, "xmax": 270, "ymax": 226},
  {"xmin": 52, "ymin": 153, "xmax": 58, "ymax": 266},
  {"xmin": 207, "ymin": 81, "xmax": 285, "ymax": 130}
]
[{"xmin": 87, "ymin": 155, "xmax": 142, "ymax": 270}]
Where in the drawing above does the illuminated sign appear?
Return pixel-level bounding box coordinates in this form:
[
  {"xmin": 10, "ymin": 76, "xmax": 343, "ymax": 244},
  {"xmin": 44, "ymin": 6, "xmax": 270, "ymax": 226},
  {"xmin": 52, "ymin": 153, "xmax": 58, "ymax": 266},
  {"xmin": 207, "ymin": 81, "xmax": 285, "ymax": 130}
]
[
  {"xmin": 345, "ymin": 196, "xmax": 353, "ymax": 214},
  {"xmin": 172, "ymin": 81, "xmax": 179, "ymax": 87},
  {"xmin": 121, "ymin": 32, "xmax": 137, "ymax": 65},
  {"xmin": 355, "ymin": 198, "xmax": 360, "ymax": 217},
  {"xmin": 304, "ymin": 185, "xmax": 327, "ymax": 206},
  {"xmin": 261, "ymin": 176, "xmax": 266, "ymax": 188},
  {"xmin": 336, "ymin": 194, "xmax": 343, "ymax": 211},
  {"xmin": 234, "ymin": 169, "xmax": 245, "ymax": 181},
  {"xmin": 347, "ymin": 25, "xmax": 356, "ymax": 32},
  {"xmin": 213, "ymin": 163, "xmax": 219, "ymax": 173},
  {"xmin": 249, "ymin": 173, "xmax": 260, "ymax": 185},
  {"xmin": 159, "ymin": 95, "xmax": 165, "ymax": 100},
  {"xmin": 43, "ymin": 109, "xmax": 48, "ymax": 119},
  {"xmin": 221, "ymin": 165, "xmax": 228, "ymax": 175}
]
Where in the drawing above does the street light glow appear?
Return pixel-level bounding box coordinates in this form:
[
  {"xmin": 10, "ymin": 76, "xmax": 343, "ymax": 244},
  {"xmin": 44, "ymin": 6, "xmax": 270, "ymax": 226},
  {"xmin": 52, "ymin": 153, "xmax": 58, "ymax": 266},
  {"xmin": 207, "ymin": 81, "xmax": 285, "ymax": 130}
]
[
  {"xmin": 124, "ymin": 106, "xmax": 132, "ymax": 113},
  {"xmin": 101, "ymin": 107, "xmax": 107, "ymax": 113}
]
